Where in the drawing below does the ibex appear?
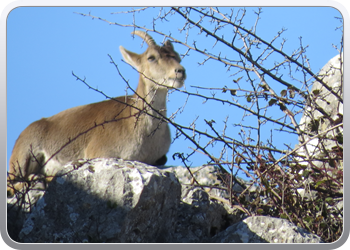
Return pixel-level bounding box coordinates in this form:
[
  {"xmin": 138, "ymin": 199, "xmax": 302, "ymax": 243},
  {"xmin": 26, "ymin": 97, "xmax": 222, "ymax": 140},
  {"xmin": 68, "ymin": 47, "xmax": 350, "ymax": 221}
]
[{"xmin": 7, "ymin": 31, "xmax": 186, "ymax": 196}]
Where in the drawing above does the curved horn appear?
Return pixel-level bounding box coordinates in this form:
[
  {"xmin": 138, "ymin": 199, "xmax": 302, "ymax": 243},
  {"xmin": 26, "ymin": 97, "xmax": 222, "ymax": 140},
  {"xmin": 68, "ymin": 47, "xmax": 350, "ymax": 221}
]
[{"xmin": 131, "ymin": 30, "xmax": 156, "ymax": 47}]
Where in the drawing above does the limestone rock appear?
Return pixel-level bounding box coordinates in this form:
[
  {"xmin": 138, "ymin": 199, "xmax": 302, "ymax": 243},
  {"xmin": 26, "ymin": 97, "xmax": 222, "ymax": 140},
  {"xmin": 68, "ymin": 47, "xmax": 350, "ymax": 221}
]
[
  {"xmin": 7, "ymin": 160, "xmax": 324, "ymax": 243},
  {"xmin": 162, "ymin": 165, "xmax": 249, "ymax": 242},
  {"xmin": 297, "ymin": 54, "xmax": 343, "ymax": 171},
  {"xmin": 173, "ymin": 187, "xmax": 234, "ymax": 242},
  {"xmin": 211, "ymin": 216, "xmax": 323, "ymax": 243},
  {"xmin": 294, "ymin": 54, "xmax": 343, "ymax": 219},
  {"xmin": 164, "ymin": 165, "xmax": 259, "ymax": 200},
  {"xmin": 16, "ymin": 158, "xmax": 181, "ymax": 243}
]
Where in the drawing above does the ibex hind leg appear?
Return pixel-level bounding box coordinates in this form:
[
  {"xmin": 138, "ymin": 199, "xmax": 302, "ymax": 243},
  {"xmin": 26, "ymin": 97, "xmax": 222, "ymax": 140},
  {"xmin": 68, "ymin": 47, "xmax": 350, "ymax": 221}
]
[{"xmin": 7, "ymin": 152, "xmax": 46, "ymax": 197}]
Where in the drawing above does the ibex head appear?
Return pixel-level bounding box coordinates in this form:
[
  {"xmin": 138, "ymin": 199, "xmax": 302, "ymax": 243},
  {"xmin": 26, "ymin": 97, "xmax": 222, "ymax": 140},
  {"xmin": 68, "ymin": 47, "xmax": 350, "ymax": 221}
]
[{"xmin": 119, "ymin": 31, "xmax": 186, "ymax": 90}]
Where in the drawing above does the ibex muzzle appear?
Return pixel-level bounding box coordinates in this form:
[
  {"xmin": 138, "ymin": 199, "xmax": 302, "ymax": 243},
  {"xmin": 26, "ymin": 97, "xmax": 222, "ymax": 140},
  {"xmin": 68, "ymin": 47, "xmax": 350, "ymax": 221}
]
[{"xmin": 7, "ymin": 31, "xmax": 186, "ymax": 197}]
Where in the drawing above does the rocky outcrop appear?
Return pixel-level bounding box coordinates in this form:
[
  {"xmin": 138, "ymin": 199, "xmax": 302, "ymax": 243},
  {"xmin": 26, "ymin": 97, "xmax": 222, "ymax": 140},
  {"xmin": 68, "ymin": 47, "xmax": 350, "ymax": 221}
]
[
  {"xmin": 297, "ymin": 54, "xmax": 343, "ymax": 172},
  {"xmin": 12, "ymin": 159, "xmax": 182, "ymax": 243},
  {"xmin": 7, "ymin": 159, "xmax": 322, "ymax": 243},
  {"xmin": 294, "ymin": 54, "xmax": 343, "ymax": 217},
  {"xmin": 163, "ymin": 165, "xmax": 255, "ymax": 242}
]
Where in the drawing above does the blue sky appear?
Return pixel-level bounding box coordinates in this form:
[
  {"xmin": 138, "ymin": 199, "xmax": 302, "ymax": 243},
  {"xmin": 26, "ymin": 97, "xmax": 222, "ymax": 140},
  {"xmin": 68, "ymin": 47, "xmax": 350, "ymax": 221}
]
[{"xmin": 7, "ymin": 7, "xmax": 342, "ymax": 176}]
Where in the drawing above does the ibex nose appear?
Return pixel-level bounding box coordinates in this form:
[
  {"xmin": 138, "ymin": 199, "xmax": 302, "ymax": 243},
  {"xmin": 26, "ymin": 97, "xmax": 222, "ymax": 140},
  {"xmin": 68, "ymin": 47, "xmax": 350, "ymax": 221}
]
[{"xmin": 175, "ymin": 68, "xmax": 186, "ymax": 79}]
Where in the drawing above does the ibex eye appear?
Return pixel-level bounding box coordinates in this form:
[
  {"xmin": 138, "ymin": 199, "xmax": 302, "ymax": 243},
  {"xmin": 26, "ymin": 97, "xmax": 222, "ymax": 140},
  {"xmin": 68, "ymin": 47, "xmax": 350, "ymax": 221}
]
[{"xmin": 148, "ymin": 56, "xmax": 156, "ymax": 62}]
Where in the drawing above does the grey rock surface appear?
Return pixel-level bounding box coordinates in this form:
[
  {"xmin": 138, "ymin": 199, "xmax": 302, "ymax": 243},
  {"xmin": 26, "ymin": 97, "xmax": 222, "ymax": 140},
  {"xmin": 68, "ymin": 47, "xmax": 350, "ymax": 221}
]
[
  {"xmin": 16, "ymin": 158, "xmax": 181, "ymax": 243},
  {"xmin": 164, "ymin": 165, "xmax": 258, "ymax": 200},
  {"xmin": 211, "ymin": 216, "xmax": 323, "ymax": 243},
  {"xmin": 294, "ymin": 54, "xmax": 343, "ymax": 217},
  {"xmin": 162, "ymin": 165, "xmax": 248, "ymax": 242},
  {"xmin": 7, "ymin": 159, "xmax": 324, "ymax": 243},
  {"xmin": 172, "ymin": 187, "xmax": 235, "ymax": 242},
  {"xmin": 297, "ymin": 54, "xmax": 343, "ymax": 170}
]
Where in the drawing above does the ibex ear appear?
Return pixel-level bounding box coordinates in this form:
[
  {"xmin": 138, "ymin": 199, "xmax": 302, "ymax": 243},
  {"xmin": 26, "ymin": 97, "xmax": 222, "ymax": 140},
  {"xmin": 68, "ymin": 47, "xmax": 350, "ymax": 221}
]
[
  {"xmin": 119, "ymin": 46, "xmax": 140, "ymax": 69},
  {"xmin": 164, "ymin": 40, "xmax": 174, "ymax": 50}
]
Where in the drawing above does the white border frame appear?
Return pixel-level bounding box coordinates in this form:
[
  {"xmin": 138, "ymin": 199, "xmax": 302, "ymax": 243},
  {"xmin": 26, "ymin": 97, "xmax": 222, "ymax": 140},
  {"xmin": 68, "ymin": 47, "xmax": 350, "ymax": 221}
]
[{"xmin": 1, "ymin": 1, "xmax": 348, "ymax": 249}]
